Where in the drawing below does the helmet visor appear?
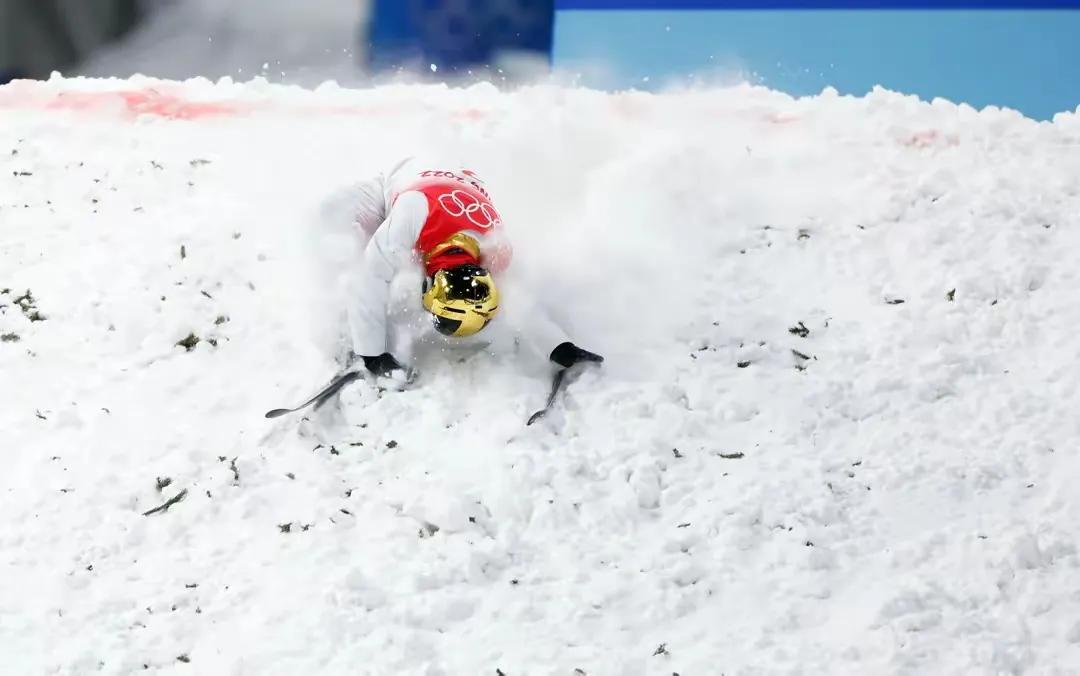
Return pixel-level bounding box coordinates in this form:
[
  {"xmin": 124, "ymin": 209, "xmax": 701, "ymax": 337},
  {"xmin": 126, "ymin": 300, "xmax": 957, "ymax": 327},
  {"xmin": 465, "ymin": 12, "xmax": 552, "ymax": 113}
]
[{"xmin": 444, "ymin": 272, "xmax": 491, "ymax": 303}]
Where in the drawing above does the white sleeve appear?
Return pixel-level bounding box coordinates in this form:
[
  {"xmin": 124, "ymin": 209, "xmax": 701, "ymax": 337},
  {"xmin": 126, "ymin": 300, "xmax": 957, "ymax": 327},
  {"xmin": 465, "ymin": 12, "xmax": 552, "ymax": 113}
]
[
  {"xmin": 347, "ymin": 191, "xmax": 429, "ymax": 356},
  {"xmin": 498, "ymin": 276, "xmax": 570, "ymax": 362}
]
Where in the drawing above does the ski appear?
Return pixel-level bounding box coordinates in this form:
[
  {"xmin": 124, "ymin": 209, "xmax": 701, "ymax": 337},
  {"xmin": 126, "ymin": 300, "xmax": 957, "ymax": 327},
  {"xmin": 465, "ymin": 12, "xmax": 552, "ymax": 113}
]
[
  {"xmin": 265, "ymin": 370, "xmax": 363, "ymax": 419},
  {"xmin": 526, "ymin": 368, "xmax": 569, "ymax": 426}
]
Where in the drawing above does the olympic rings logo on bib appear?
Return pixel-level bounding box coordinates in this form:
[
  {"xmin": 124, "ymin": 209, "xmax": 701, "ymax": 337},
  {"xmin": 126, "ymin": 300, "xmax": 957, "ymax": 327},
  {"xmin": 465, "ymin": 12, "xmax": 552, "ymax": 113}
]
[{"xmin": 437, "ymin": 190, "xmax": 501, "ymax": 228}]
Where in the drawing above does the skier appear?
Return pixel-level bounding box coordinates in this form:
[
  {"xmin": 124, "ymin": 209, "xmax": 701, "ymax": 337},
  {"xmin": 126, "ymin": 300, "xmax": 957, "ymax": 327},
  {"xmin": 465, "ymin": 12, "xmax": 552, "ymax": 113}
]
[{"xmin": 337, "ymin": 159, "xmax": 603, "ymax": 379}]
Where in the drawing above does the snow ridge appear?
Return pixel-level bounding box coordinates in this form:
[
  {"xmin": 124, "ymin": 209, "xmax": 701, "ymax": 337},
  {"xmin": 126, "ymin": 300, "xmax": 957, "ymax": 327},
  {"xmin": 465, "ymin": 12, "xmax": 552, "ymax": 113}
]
[{"xmin": 2, "ymin": 78, "xmax": 1079, "ymax": 675}]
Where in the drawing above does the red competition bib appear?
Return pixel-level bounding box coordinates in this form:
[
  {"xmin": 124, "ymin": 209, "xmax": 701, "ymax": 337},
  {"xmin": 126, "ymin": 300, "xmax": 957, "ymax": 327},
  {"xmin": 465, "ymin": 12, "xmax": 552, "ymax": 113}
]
[{"xmin": 398, "ymin": 170, "xmax": 503, "ymax": 273}]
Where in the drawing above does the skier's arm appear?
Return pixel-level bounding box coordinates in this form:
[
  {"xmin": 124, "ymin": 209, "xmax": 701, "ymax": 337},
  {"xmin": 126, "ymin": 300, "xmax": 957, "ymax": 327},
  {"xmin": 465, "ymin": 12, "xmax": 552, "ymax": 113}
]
[
  {"xmin": 521, "ymin": 294, "xmax": 603, "ymax": 369},
  {"xmin": 347, "ymin": 191, "xmax": 428, "ymax": 362},
  {"xmin": 501, "ymin": 280, "xmax": 604, "ymax": 368}
]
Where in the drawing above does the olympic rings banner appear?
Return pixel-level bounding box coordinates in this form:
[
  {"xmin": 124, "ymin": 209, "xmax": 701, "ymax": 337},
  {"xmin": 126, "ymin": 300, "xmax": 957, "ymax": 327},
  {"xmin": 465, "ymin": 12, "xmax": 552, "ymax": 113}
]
[{"xmin": 552, "ymin": 1, "xmax": 1080, "ymax": 120}]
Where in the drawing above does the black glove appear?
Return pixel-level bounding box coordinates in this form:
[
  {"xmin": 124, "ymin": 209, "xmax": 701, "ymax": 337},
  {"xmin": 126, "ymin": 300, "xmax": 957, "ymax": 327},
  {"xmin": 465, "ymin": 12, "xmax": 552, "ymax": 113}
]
[
  {"xmin": 362, "ymin": 352, "xmax": 404, "ymax": 377},
  {"xmin": 549, "ymin": 342, "xmax": 604, "ymax": 369}
]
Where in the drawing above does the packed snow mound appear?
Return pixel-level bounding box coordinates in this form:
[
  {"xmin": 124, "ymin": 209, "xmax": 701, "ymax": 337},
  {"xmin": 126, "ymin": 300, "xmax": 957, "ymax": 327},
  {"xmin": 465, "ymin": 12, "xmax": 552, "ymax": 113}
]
[{"xmin": 2, "ymin": 77, "xmax": 1080, "ymax": 675}]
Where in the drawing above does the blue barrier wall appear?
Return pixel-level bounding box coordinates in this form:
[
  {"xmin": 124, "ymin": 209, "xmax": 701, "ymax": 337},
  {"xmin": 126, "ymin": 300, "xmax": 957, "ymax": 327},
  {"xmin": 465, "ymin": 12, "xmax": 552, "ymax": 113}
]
[
  {"xmin": 366, "ymin": 0, "xmax": 553, "ymax": 74},
  {"xmin": 552, "ymin": 2, "xmax": 1080, "ymax": 120}
]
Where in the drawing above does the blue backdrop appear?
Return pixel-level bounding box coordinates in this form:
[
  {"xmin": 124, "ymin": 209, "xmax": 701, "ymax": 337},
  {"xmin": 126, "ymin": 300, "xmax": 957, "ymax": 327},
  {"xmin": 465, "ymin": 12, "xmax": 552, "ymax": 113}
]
[
  {"xmin": 365, "ymin": 0, "xmax": 554, "ymax": 74},
  {"xmin": 553, "ymin": 1, "xmax": 1080, "ymax": 120}
]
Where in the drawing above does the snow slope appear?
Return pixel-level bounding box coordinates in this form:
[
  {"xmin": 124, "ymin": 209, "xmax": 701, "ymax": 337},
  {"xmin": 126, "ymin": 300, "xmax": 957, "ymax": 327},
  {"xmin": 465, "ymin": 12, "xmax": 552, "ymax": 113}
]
[{"xmin": 2, "ymin": 76, "xmax": 1080, "ymax": 675}]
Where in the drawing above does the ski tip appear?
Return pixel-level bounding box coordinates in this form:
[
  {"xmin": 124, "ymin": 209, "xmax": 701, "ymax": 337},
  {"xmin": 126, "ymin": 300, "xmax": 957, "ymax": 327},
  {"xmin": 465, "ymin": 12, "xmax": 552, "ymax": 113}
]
[
  {"xmin": 526, "ymin": 410, "xmax": 546, "ymax": 426},
  {"xmin": 264, "ymin": 409, "xmax": 289, "ymax": 419}
]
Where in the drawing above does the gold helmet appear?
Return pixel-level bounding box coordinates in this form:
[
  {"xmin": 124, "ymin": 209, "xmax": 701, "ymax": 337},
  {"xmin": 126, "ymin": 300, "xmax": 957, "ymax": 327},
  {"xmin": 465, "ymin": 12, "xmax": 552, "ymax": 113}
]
[{"xmin": 422, "ymin": 262, "xmax": 500, "ymax": 337}]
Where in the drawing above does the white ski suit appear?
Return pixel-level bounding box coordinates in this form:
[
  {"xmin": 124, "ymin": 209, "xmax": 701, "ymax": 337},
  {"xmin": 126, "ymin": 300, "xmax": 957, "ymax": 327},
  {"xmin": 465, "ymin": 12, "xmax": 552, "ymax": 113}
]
[{"xmin": 335, "ymin": 159, "xmax": 569, "ymax": 362}]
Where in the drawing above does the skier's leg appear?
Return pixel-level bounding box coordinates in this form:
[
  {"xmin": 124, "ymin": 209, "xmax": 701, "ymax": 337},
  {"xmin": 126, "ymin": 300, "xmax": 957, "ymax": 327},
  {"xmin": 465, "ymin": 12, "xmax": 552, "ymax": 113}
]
[{"xmin": 318, "ymin": 175, "xmax": 387, "ymax": 242}]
